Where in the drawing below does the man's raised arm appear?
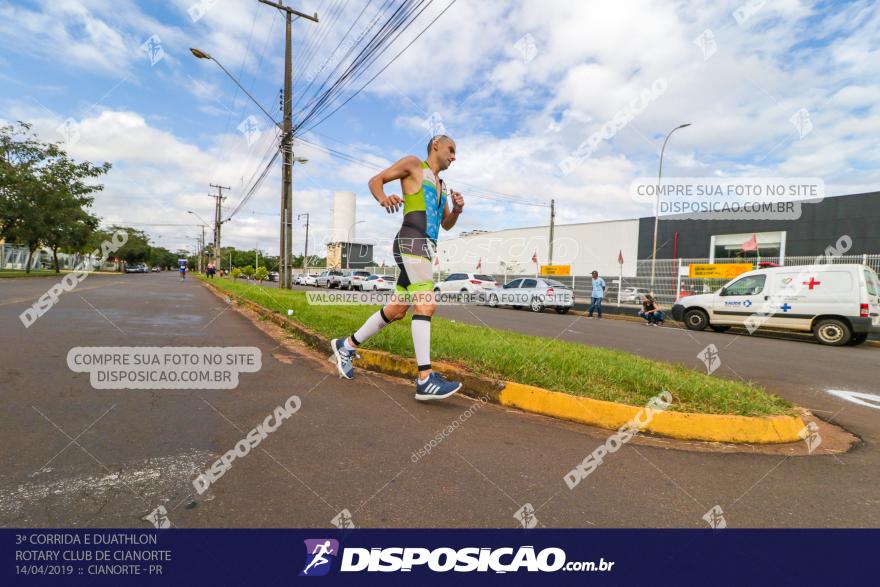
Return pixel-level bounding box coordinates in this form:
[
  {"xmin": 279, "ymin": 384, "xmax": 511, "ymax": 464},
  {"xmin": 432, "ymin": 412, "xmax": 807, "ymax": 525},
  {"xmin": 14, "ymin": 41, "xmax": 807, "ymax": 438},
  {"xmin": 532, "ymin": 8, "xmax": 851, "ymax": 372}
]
[{"xmin": 368, "ymin": 155, "xmax": 421, "ymax": 214}]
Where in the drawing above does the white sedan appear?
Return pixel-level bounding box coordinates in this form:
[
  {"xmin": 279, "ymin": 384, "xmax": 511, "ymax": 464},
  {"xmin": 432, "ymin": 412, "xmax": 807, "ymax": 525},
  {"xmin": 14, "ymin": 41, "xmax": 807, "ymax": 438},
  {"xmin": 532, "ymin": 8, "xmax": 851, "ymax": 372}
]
[
  {"xmin": 486, "ymin": 278, "xmax": 574, "ymax": 313},
  {"xmin": 433, "ymin": 273, "xmax": 499, "ymax": 295},
  {"xmin": 363, "ymin": 274, "xmax": 396, "ymax": 291},
  {"xmin": 301, "ymin": 274, "xmax": 318, "ymax": 286}
]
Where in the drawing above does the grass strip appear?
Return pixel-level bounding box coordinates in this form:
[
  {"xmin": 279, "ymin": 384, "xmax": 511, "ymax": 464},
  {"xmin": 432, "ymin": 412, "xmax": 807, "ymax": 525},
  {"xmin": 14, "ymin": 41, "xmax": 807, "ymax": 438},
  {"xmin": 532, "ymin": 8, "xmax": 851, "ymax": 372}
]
[{"xmin": 206, "ymin": 277, "xmax": 795, "ymax": 417}]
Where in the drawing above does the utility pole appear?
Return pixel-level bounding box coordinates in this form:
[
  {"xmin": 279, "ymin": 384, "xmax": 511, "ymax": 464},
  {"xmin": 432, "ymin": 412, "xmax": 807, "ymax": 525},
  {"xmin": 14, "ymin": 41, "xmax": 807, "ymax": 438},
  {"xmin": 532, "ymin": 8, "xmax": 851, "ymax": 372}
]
[
  {"xmin": 297, "ymin": 212, "xmax": 310, "ymax": 274},
  {"xmin": 193, "ymin": 233, "xmax": 204, "ymax": 273},
  {"xmin": 257, "ymin": 0, "xmax": 318, "ymax": 289},
  {"xmin": 209, "ymin": 184, "xmax": 230, "ymax": 265},
  {"xmin": 548, "ymin": 199, "xmax": 555, "ymax": 266}
]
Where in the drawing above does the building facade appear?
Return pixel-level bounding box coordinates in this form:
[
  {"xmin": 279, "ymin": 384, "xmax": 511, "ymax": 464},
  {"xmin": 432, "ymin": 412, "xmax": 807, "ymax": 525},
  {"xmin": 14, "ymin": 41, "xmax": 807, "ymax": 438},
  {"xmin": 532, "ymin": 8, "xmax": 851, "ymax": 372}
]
[{"xmin": 437, "ymin": 191, "xmax": 879, "ymax": 274}]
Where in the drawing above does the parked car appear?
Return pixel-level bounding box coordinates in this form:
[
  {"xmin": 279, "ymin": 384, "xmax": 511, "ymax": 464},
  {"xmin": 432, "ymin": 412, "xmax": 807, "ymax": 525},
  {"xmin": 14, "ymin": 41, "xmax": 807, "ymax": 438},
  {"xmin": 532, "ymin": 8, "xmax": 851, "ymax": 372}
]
[
  {"xmin": 301, "ymin": 274, "xmax": 318, "ymax": 286},
  {"xmin": 433, "ymin": 273, "xmax": 499, "ymax": 296},
  {"xmin": 315, "ymin": 271, "xmax": 332, "ymax": 287},
  {"xmin": 363, "ymin": 274, "xmax": 396, "ymax": 291},
  {"xmin": 292, "ymin": 273, "xmax": 301, "ymax": 285},
  {"xmin": 620, "ymin": 287, "xmax": 650, "ymax": 303},
  {"xmin": 316, "ymin": 270, "xmax": 344, "ymax": 288},
  {"xmin": 268, "ymin": 271, "xmax": 279, "ymax": 282},
  {"xmin": 327, "ymin": 269, "xmax": 345, "ymax": 288},
  {"xmin": 339, "ymin": 270, "xmax": 372, "ymax": 290},
  {"xmin": 486, "ymin": 277, "xmax": 575, "ymax": 313},
  {"xmin": 125, "ymin": 263, "xmax": 148, "ymax": 273},
  {"xmin": 671, "ymin": 264, "xmax": 880, "ymax": 346},
  {"xmin": 150, "ymin": 266, "xmax": 161, "ymax": 272}
]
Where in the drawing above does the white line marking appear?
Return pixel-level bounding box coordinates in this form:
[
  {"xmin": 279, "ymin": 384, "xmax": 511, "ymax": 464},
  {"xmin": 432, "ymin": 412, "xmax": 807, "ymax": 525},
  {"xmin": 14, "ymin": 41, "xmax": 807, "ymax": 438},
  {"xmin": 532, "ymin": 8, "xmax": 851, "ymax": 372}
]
[{"xmin": 826, "ymin": 389, "xmax": 880, "ymax": 410}]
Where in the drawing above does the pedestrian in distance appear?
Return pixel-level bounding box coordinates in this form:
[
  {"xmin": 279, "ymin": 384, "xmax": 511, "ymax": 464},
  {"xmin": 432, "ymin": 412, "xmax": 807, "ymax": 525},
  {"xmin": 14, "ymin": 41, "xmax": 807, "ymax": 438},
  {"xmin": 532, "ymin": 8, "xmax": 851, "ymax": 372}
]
[
  {"xmin": 329, "ymin": 135, "xmax": 464, "ymax": 402},
  {"xmin": 639, "ymin": 293, "xmax": 664, "ymax": 326},
  {"xmin": 588, "ymin": 270, "xmax": 606, "ymax": 319},
  {"xmin": 206, "ymin": 261, "xmax": 216, "ymax": 279}
]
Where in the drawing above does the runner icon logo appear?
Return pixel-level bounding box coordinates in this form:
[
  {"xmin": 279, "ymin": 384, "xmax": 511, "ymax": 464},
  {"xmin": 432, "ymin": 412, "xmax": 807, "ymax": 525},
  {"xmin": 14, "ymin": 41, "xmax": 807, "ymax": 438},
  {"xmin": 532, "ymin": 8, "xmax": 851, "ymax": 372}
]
[{"xmin": 300, "ymin": 539, "xmax": 340, "ymax": 577}]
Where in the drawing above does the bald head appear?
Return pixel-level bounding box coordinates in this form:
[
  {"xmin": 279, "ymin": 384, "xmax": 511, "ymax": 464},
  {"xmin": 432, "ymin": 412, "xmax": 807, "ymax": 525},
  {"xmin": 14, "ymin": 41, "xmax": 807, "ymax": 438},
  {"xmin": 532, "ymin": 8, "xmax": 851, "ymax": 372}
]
[{"xmin": 426, "ymin": 135, "xmax": 456, "ymax": 170}]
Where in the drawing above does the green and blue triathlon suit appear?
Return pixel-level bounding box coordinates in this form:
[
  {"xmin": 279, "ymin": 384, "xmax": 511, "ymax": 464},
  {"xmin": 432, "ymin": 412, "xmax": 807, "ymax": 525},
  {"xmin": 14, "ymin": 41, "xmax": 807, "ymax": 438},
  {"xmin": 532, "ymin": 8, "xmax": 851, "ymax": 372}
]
[{"xmin": 392, "ymin": 160, "xmax": 446, "ymax": 293}]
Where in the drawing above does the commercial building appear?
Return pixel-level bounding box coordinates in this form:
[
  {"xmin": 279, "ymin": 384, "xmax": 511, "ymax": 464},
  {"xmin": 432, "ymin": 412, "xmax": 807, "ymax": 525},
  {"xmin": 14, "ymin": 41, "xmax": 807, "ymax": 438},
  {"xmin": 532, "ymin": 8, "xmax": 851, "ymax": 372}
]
[{"xmin": 437, "ymin": 191, "xmax": 880, "ymax": 275}]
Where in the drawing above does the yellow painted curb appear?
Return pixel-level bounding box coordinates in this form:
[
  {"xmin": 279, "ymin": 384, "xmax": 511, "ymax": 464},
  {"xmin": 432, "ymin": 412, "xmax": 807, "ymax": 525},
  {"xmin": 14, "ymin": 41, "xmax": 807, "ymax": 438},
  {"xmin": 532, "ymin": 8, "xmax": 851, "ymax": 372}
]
[
  {"xmin": 203, "ymin": 280, "xmax": 807, "ymax": 444},
  {"xmin": 499, "ymin": 382, "xmax": 806, "ymax": 443}
]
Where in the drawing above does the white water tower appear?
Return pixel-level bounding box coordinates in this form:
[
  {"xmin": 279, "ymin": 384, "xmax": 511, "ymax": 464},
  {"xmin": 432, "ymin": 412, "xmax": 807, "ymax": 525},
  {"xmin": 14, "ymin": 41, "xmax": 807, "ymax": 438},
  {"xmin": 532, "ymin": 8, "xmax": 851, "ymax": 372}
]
[{"xmin": 332, "ymin": 191, "xmax": 357, "ymax": 242}]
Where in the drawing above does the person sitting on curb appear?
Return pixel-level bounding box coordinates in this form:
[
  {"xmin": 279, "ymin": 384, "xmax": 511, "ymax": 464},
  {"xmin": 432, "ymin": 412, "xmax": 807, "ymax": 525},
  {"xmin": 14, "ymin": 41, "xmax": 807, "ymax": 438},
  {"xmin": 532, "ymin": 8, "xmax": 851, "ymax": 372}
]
[{"xmin": 639, "ymin": 293, "xmax": 664, "ymax": 326}]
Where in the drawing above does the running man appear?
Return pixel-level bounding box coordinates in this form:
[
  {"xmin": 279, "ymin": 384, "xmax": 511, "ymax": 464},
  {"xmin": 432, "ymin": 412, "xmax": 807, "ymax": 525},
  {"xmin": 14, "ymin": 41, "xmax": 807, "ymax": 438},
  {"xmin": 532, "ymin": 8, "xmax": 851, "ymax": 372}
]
[
  {"xmin": 178, "ymin": 259, "xmax": 187, "ymax": 281},
  {"xmin": 302, "ymin": 540, "xmax": 335, "ymax": 575},
  {"xmin": 330, "ymin": 135, "xmax": 464, "ymax": 401}
]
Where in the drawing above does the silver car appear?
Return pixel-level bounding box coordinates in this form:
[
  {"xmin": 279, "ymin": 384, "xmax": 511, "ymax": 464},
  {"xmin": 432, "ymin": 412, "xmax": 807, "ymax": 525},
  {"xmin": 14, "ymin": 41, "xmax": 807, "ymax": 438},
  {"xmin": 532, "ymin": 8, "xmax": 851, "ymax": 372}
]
[
  {"xmin": 486, "ymin": 278, "xmax": 574, "ymax": 314},
  {"xmin": 339, "ymin": 270, "xmax": 371, "ymax": 290}
]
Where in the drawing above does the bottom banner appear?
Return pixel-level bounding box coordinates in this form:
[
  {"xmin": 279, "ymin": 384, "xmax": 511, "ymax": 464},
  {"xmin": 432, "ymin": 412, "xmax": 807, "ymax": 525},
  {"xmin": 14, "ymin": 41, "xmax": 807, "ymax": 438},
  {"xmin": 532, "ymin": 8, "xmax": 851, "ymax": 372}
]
[{"xmin": 4, "ymin": 529, "xmax": 873, "ymax": 585}]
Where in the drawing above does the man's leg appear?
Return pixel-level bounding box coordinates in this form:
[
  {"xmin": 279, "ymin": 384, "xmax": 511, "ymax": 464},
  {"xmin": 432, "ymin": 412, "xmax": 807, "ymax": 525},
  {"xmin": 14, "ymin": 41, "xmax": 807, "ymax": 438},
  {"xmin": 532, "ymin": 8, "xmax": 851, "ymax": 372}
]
[
  {"xmin": 596, "ymin": 298, "xmax": 603, "ymax": 318},
  {"xmin": 331, "ymin": 298, "xmax": 408, "ymax": 379},
  {"xmin": 412, "ymin": 291, "xmax": 436, "ymax": 380},
  {"xmin": 346, "ymin": 301, "xmax": 407, "ymax": 350},
  {"xmin": 411, "ymin": 290, "xmax": 461, "ymax": 401},
  {"xmin": 588, "ymin": 297, "xmax": 597, "ymax": 317}
]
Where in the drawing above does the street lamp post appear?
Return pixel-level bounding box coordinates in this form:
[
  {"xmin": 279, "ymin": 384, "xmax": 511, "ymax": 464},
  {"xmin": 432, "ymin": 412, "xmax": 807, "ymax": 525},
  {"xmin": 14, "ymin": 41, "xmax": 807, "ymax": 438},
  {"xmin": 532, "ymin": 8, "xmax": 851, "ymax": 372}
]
[
  {"xmin": 346, "ymin": 220, "xmax": 365, "ymax": 270},
  {"xmin": 650, "ymin": 123, "xmax": 692, "ymax": 289},
  {"xmin": 191, "ymin": 4, "xmax": 317, "ymax": 290}
]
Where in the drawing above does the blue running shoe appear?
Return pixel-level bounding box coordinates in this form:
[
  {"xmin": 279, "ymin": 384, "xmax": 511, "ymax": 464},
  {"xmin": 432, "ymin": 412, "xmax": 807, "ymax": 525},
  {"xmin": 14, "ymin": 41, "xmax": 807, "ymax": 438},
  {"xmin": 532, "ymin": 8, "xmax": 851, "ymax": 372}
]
[
  {"xmin": 415, "ymin": 372, "xmax": 461, "ymax": 401},
  {"xmin": 329, "ymin": 338, "xmax": 356, "ymax": 379}
]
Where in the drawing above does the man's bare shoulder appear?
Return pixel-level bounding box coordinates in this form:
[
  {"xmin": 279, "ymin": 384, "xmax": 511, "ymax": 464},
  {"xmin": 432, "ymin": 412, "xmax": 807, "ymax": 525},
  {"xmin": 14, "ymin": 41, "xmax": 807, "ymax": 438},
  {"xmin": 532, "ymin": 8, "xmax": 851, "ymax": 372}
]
[{"xmin": 394, "ymin": 155, "xmax": 423, "ymax": 170}]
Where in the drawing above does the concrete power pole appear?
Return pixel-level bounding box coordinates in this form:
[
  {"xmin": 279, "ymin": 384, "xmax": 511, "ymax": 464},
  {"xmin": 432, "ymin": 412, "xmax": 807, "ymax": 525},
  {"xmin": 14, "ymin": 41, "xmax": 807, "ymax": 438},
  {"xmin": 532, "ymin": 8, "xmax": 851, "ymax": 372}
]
[
  {"xmin": 257, "ymin": 0, "xmax": 318, "ymax": 289},
  {"xmin": 297, "ymin": 212, "xmax": 310, "ymax": 274},
  {"xmin": 209, "ymin": 184, "xmax": 230, "ymax": 265}
]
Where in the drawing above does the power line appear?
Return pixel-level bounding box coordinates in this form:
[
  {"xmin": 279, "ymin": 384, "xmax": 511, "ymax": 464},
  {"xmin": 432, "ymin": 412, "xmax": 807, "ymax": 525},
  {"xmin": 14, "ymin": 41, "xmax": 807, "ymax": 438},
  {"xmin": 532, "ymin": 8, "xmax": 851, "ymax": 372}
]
[
  {"xmin": 297, "ymin": 0, "xmax": 455, "ymax": 134},
  {"xmin": 294, "ymin": 0, "xmax": 436, "ymax": 132},
  {"xmin": 294, "ymin": 0, "xmax": 374, "ymax": 110},
  {"xmin": 294, "ymin": 0, "xmax": 397, "ymax": 113}
]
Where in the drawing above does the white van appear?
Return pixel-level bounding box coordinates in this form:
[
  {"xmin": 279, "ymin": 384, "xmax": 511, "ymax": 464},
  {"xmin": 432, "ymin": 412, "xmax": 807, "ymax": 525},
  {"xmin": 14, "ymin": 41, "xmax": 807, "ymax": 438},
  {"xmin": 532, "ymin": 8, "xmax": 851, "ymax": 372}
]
[{"xmin": 671, "ymin": 264, "xmax": 880, "ymax": 346}]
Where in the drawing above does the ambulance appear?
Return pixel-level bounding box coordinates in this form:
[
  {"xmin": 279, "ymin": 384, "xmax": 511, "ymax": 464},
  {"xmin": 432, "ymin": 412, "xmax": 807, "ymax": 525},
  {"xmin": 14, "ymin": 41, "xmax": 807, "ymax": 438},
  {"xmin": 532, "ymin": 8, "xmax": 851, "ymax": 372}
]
[{"xmin": 671, "ymin": 264, "xmax": 880, "ymax": 346}]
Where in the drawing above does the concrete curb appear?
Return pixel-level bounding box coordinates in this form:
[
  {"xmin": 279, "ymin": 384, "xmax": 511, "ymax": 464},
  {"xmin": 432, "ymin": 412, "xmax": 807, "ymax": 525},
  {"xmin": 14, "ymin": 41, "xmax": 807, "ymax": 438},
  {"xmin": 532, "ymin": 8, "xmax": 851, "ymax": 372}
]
[{"xmin": 204, "ymin": 280, "xmax": 808, "ymax": 444}]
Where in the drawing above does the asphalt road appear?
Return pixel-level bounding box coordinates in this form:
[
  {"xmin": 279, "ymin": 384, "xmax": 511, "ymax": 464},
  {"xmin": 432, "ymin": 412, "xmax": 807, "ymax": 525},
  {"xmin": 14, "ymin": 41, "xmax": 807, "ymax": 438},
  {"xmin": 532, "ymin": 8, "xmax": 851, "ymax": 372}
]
[{"xmin": 2, "ymin": 272, "xmax": 879, "ymax": 529}]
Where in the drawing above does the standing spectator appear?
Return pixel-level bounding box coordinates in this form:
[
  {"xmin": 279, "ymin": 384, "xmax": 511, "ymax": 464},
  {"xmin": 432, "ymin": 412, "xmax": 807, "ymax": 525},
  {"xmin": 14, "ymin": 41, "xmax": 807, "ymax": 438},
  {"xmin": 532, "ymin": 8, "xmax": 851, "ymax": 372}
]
[
  {"xmin": 206, "ymin": 261, "xmax": 216, "ymax": 279},
  {"xmin": 639, "ymin": 294, "xmax": 664, "ymax": 326},
  {"xmin": 587, "ymin": 270, "xmax": 606, "ymax": 319}
]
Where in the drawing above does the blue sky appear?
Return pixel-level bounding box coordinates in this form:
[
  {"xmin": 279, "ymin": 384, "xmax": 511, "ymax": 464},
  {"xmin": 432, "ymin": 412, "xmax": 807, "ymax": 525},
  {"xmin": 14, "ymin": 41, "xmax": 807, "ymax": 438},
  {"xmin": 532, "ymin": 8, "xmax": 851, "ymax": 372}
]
[{"xmin": 1, "ymin": 0, "xmax": 878, "ymax": 262}]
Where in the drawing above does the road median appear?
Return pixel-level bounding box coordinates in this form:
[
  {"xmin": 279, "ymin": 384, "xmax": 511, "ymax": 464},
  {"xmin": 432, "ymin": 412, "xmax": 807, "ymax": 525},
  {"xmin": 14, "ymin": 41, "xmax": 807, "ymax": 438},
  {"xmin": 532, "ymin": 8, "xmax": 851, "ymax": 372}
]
[{"xmin": 201, "ymin": 277, "xmax": 808, "ymax": 443}]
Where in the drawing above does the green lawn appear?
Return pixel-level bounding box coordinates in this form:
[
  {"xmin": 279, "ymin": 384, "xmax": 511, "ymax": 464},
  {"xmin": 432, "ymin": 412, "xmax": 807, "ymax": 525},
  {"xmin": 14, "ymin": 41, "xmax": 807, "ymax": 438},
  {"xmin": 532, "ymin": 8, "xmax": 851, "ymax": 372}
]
[
  {"xmin": 0, "ymin": 269, "xmax": 63, "ymax": 278},
  {"xmin": 205, "ymin": 277, "xmax": 795, "ymax": 417}
]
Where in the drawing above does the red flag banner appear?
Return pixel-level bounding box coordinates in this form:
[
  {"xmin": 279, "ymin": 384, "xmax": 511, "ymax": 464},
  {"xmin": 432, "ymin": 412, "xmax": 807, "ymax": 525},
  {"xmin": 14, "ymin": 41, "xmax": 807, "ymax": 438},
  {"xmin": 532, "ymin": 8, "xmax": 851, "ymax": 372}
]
[
  {"xmin": 476, "ymin": 258, "xmax": 481, "ymax": 270},
  {"xmin": 617, "ymin": 250, "xmax": 624, "ymax": 265},
  {"xmin": 531, "ymin": 251, "xmax": 538, "ymax": 265},
  {"xmin": 741, "ymin": 234, "xmax": 758, "ymax": 252}
]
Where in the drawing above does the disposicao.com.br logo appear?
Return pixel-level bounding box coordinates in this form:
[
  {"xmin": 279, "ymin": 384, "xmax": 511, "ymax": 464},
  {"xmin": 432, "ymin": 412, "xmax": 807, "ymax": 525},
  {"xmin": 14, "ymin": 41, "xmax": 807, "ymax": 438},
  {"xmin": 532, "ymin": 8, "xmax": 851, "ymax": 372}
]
[
  {"xmin": 300, "ymin": 542, "xmax": 613, "ymax": 575},
  {"xmin": 300, "ymin": 539, "xmax": 340, "ymax": 577}
]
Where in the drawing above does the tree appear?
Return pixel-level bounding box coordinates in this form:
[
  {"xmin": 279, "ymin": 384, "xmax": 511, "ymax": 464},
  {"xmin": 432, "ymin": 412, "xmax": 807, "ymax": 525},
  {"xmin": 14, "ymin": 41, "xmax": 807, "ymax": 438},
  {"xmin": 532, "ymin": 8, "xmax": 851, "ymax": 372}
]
[
  {"xmin": 109, "ymin": 226, "xmax": 151, "ymax": 267},
  {"xmin": 0, "ymin": 122, "xmax": 109, "ymax": 273},
  {"xmin": 254, "ymin": 266, "xmax": 268, "ymax": 283},
  {"xmin": 241, "ymin": 264, "xmax": 255, "ymax": 279}
]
